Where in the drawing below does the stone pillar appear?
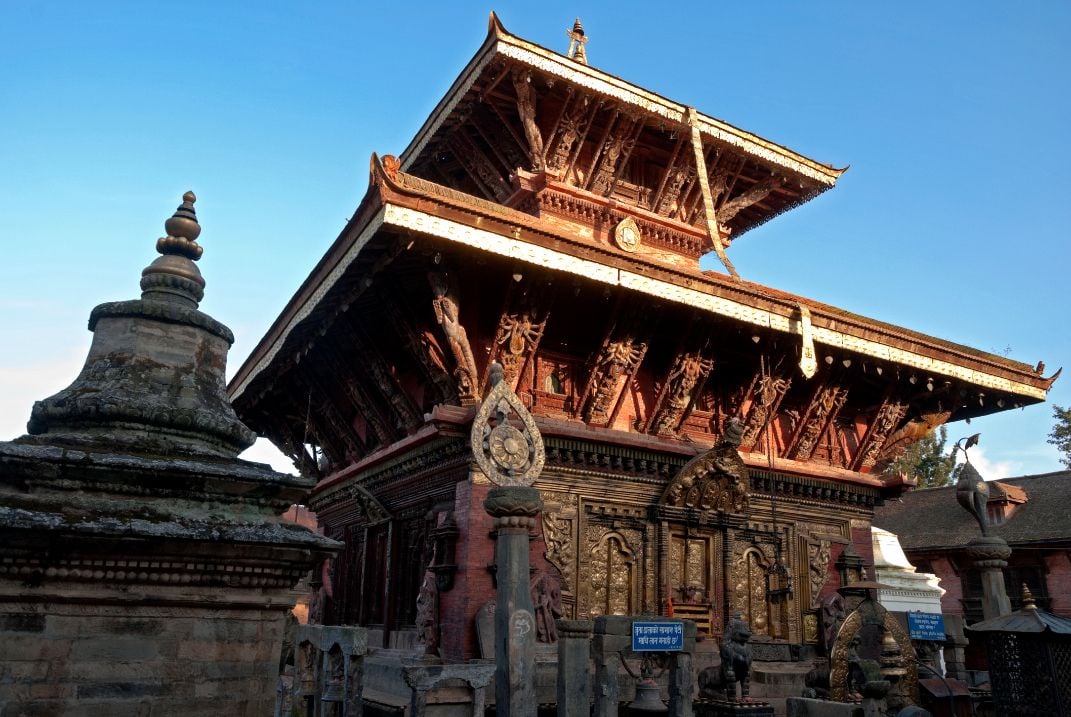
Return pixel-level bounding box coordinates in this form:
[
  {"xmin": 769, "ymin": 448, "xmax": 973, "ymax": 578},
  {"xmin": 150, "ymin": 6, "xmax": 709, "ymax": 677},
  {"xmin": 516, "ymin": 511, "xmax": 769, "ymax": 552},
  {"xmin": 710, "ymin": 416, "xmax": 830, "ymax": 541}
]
[
  {"xmin": 470, "ymin": 361, "xmax": 547, "ymax": 717},
  {"xmin": 484, "ymin": 485, "xmax": 542, "ymax": 717},
  {"xmin": 557, "ymin": 619, "xmax": 593, "ymax": 717},
  {"xmin": 966, "ymin": 536, "xmax": 1012, "ymax": 620}
]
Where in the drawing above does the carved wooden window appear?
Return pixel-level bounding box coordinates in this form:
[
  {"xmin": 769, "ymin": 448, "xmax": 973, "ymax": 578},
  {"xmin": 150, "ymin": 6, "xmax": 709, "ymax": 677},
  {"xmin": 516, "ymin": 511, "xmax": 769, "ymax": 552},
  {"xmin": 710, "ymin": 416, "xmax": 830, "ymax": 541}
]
[
  {"xmin": 589, "ymin": 532, "xmax": 635, "ymax": 618},
  {"xmin": 534, "ymin": 352, "xmax": 580, "ymax": 415}
]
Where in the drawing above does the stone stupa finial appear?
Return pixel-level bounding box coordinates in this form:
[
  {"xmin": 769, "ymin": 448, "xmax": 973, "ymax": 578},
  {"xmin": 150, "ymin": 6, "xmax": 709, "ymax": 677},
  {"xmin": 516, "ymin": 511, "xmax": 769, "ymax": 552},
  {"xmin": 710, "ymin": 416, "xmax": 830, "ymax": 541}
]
[{"xmin": 141, "ymin": 191, "xmax": 206, "ymax": 308}]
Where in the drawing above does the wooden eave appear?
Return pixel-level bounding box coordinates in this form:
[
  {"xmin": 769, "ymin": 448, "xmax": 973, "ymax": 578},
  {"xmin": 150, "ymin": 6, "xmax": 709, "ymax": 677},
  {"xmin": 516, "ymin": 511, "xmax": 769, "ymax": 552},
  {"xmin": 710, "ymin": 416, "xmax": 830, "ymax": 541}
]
[
  {"xmin": 397, "ymin": 12, "xmax": 844, "ymax": 239},
  {"xmin": 228, "ymin": 157, "xmax": 1053, "ymax": 415}
]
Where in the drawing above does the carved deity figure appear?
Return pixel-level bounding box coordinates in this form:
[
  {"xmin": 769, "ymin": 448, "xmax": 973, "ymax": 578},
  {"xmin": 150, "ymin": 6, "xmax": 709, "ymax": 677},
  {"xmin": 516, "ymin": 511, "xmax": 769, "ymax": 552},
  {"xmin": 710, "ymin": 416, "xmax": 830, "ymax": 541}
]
[
  {"xmin": 530, "ymin": 572, "xmax": 563, "ymax": 643},
  {"xmin": 720, "ymin": 612, "xmax": 754, "ymax": 701},
  {"xmin": 808, "ymin": 541, "xmax": 833, "ymax": 608},
  {"xmin": 587, "ymin": 337, "xmax": 646, "ymax": 421},
  {"xmin": 495, "ymin": 312, "xmax": 544, "ymax": 386},
  {"xmin": 820, "ymin": 593, "xmax": 847, "ymax": 655},
  {"xmin": 415, "ymin": 572, "xmax": 439, "ymax": 657},
  {"xmin": 653, "ymin": 353, "xmax": 713, "ymax": 435},
  {"xmin": 428, "ymin": 272, "xmax": 479, "ymax": 401}
]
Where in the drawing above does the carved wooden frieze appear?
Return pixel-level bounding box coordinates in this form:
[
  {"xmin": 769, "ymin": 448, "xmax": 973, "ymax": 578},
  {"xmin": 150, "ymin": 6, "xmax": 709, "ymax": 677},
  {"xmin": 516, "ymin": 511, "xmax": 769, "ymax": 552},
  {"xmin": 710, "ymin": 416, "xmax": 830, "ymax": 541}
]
[
  {"xmin": 383, "ymin": 297, "xmax": 458, "ymax": 405},
  {"xmin": 852, "ymin": 399, "xmax": 909, "ymax": 471},
  {"xmin": 874, "ymin": 409, "xmax": 952, "ymax": 471},
  {"xmin": 806, "ymin": 540, "xmax": 832, "ymax": 609},
  {"xmin": 539, "ymin": 490, "xmax": 578, "ymax": 590},
  {"xmin": 716, "ymin": 175, "xmax": 784, "ymax": 224},
  {"xmin": 740, "ymin": 372, "xmax": 792, "ymax": 452},
  {"xmin": 488, "ymin": 310, "xmax": 548, "ymax": 391},
  {"xmin": 546, "ymin": 92, "xmax": 593, "ymax": 175},
  {"xmin": 788, "ymin": 384, "xmax": 849, "ymax": 462},
  {"xmin": 589, "ymin": 114, "xmax": 642, "ymax": 196},
  {"xmin": 448, "ymin": 133, "xmax": 511, "ymax": 202},
  {"xmin": 647, "ymin": 350, "xmax": 714, "ymax": 437},
  {"xmin": 428, "ymin": 272, "xmax": 480, "ymax": 405},
  {"xmin": 582, "ymin": 334, "xmax": 647, "ymax": 425},
  {"xmin": 511, "ymin": 67, "xmax": 544, "ymax": 170}
]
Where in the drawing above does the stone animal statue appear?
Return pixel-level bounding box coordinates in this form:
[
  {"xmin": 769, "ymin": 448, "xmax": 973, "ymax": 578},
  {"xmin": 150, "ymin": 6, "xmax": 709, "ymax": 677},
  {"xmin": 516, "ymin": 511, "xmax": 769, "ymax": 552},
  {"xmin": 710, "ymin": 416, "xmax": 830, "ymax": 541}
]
[{"xmin": 699, "ymin": 612, "xmax": 756, "ymax": 701}]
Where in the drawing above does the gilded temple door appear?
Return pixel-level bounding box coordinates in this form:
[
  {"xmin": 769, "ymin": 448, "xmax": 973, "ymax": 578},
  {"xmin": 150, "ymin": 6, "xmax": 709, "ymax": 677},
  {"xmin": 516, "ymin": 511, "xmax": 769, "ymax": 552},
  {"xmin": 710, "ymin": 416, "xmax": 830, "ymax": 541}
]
[
  {"xmin": 734, "ymin": 547, "xmax": 773, "ymax": 637},
  {"xmin": 668, "ymin": 530, "xmax": 720, "ymax": 637}
]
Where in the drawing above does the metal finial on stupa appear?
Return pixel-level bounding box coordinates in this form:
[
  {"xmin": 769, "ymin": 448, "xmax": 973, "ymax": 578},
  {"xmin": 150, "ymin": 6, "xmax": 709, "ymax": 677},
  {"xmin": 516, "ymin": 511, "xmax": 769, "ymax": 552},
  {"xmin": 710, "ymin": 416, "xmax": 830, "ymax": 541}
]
[
  {"xmin": 1022, "ymin": 583, "xmax": 1037, "ymax": 610},
  {"xmin": 566, "ymin": 17, "xmax": 589, "ymax": 65},
  {"xmin": 141, "ymin": 191, "xmax": 207, "ymax": 307}
]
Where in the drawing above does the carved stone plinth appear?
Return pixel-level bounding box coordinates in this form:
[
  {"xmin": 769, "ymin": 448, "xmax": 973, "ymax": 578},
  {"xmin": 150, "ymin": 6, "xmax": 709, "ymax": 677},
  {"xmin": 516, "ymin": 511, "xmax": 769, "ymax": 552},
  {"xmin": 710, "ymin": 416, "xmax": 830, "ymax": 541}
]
[
  {"xmin": 485, "ymin": 485, "xmax": 543, "ymax": 717},
  {"xmin": 965, "ymin": 536, "xmax": 1012, "ymax": 620},
  {"xmin": 557, "ymin": 619, "xmax": 593, "ymax": 717}
]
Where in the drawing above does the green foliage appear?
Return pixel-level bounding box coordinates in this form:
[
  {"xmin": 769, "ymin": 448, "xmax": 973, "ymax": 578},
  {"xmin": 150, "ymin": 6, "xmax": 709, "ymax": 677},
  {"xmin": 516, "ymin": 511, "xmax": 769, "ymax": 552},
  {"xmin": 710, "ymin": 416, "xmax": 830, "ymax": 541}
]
[
  {"xmin": 885, "ymin": 425, "xmax": 959, "ymax": 488},
  {"xmin": 1048, "ymin": 405, "xmax": 1071, "ymax": 469}
]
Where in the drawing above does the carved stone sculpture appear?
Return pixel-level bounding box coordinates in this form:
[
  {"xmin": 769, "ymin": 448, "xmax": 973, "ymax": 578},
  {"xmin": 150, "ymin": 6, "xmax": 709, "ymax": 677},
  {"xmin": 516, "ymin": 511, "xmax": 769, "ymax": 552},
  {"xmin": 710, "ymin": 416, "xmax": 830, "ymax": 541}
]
[
  {"xmin": 955, "ymin": 460, "xmax": 990, "ymax": 536},
  {"xmin": 415, "ymin": 572, "xmax": 439, "ymax": 657},
  {"xmin": 720, "ymin": 612, "xmax": 754, "ymax": 701},
  {"xmin": 530, "ymin": 572, "xmax": 563, "ymax": 643}
]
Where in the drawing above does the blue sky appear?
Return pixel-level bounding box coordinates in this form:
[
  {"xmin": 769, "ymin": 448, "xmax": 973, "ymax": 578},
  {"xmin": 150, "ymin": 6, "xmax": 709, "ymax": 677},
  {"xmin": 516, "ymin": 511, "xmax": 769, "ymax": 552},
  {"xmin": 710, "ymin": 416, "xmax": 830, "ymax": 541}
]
[{"xmin": 2, "ymin": 2, "xmax": 1068, "ymax": 478}]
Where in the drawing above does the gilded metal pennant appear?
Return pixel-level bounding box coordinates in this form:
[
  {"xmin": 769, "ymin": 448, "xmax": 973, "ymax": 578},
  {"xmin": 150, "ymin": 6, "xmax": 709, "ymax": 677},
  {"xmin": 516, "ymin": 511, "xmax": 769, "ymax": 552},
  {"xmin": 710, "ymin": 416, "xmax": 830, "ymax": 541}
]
[
  {"xmin": 798, "ymin": 303, "xmax": 817, "ymax": 379},
  {"xmin": 471, "ymin": 362, "xmax": 545, "ymax": 486}
]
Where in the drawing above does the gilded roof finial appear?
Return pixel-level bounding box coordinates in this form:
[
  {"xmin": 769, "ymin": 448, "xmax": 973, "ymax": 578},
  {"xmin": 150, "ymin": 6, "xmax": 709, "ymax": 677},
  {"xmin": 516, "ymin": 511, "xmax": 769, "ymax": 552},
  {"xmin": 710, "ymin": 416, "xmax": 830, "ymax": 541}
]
[
  {"xmin": 158, "ymin": 191, "xmax": 203, "ymax": 260},
  {"xmin": 1022, "ymin": 583, "xmax": 1037, "ymax": 610},
  {"xmin": 566, "ymin": 17, "xmax": 588, "ymax": 65},
  {"xmin": 141, "ymin": 191, "xmax": 207, "ymax": 308}
]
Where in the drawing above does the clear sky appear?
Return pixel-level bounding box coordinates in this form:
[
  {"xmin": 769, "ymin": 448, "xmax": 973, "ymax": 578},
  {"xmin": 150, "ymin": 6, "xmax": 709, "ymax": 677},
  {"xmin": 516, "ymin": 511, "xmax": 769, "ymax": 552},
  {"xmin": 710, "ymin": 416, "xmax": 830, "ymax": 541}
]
[{"xmin": 2, "ymin": 2, "xmax": 1068, "ymax": 479}]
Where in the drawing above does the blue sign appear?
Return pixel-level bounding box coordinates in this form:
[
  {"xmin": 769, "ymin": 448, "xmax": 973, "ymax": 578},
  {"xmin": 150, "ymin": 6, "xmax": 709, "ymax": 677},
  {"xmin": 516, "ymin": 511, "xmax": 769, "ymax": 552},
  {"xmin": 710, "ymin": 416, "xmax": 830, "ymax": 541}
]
[
  {"xmin": 632, "ymin": 621, "xmax": 684, "ymax": 652},
  {"xmin": 907, "ymin": 612, "xmax": 946, "ymax": 641}
]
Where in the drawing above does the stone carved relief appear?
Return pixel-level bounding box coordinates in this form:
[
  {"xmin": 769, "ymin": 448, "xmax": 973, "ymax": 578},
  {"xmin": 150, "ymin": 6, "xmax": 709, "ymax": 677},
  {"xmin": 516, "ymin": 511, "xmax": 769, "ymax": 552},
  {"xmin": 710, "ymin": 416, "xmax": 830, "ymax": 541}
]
[
  {"xmin": 540, "ymin": 490, "xmax": 578, "ymax": 587},
  {"xmin": 740, "ymin": 373, "xmax": 791, "ymax": 451},
  {"xmin": 583, "ymin": 336, "xmax": 647, "ymax": 424},
  {"xmin": 530, "ymin": 571, "xmax": 563, "ymax": 643},
  {"xmin": 661, "ymin": 419, "xmax": 748, "ymax": 512},
  {"xmin": 429, "ymin": 272, "xmax": 480, "ymax": 404},
  {"xmin": 828, "ymin": 598, "xmax": 918, "ymax": 704},
  {"xmin": 470, "ymin": 363, "xmax": 545, "ymax": 487},
  {"xmin": 416, "ymin": 572, "xmax": 439, "ymax": 656},
  {"xmin": 807, "ymin": 540, "xmax": 832, "ymax": 609},
  {"xmin": 649, "ymin": 351, "xmax": 714, "ymax": 436}
]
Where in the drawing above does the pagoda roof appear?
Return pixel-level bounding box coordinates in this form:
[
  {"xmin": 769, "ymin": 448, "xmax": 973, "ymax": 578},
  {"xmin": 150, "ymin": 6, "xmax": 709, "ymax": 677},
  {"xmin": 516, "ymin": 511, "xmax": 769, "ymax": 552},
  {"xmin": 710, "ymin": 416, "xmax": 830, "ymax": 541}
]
[
  {"xmin": 229, "ymin": 156, "xmax": 1053, "ymax": 412},
  {"xmin": 399, "ymin": 12, "xmax": 845, "ymax": 242}
]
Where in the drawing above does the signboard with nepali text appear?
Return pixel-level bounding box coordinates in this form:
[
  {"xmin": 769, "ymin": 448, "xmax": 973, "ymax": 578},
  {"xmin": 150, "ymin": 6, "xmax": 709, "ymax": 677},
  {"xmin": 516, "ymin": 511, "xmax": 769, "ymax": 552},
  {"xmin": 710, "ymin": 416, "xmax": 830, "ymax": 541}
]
[
  {"xmin": 907, "ymin": 612, "xmax": 946, "ymax": 641},
  {"xmin": 632, "ymin": 621, "xmax": 684, "ymax": 651}
]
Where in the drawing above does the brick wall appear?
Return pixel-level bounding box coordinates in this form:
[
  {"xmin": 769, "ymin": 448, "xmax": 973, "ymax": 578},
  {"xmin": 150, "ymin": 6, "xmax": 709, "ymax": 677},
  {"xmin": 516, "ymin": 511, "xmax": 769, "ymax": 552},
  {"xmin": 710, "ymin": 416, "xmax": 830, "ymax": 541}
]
[
  {"xmin": 1044, "ymin": 551, "xmax": 1071, "ymax": 616},
  {"xmin": 0, "ymin": 601, "xmax": 286, "ymax": 717},
  {"xmin": 930, "ymin": 557, "xmax": 963, "ymax": 616}
]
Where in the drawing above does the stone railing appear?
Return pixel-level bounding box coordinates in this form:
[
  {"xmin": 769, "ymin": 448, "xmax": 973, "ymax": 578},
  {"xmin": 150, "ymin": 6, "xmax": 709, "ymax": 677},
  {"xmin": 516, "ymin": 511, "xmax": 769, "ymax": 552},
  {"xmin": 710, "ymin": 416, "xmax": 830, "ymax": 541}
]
[{"xmin": 279, "ymin": 625, "xmax": 368, "ymax": 717}]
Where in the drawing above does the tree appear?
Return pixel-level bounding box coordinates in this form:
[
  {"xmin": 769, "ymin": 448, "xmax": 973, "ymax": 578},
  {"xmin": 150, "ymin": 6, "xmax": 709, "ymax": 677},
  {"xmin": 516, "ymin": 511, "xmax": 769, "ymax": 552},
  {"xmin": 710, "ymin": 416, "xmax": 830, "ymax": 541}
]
[
  {"xmin": 1048, "ymin": 405, "xmax": 1071, "ymax": 469},
  {"xmin": 884, "ymin": 425, "xmax": 958, "ymax": 488}
]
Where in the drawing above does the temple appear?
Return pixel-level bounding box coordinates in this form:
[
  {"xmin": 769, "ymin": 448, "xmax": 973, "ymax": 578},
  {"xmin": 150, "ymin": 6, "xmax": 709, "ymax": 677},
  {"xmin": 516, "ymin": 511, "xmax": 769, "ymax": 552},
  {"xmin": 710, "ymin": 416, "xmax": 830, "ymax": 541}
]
[{"xmin": 228, "ymin": 13, "xmax": 1055, "ymax": 671}]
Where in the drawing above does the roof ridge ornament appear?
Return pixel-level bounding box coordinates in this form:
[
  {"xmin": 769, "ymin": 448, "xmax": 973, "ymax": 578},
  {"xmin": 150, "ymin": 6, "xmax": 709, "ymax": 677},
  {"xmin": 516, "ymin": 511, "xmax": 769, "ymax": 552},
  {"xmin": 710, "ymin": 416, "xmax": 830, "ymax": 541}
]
[
  {"xmin": 471, "ymin": 362, "xmax": 545, "ymax": 487},
  {"xmin": 566, "ymin": 17, "xmax": 588, "ymax": 65}
]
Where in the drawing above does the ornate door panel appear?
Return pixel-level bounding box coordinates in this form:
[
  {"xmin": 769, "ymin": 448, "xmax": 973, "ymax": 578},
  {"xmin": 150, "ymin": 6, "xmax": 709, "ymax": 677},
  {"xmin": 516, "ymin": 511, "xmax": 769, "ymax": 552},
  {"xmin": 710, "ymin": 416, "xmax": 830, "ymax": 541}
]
[
  {"xmin": 583, "ymin": 527, "xmax": 640, "ymax": 619},
  {"xmin": 669, "ymin": 533, "xmax": 718, "ymax": 602},
  {"xmin": 733, "ymin": 547, "xmax": 772, "ymax": 636}
]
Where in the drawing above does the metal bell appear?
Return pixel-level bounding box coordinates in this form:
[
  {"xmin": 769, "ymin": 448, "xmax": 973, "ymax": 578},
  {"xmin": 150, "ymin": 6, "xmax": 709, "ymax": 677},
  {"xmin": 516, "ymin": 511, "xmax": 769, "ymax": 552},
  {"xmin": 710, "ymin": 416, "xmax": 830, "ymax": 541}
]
[{"xmin": 630, "ymin": 678, "xmax": 668, "ymax": 713}]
